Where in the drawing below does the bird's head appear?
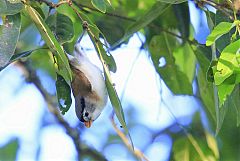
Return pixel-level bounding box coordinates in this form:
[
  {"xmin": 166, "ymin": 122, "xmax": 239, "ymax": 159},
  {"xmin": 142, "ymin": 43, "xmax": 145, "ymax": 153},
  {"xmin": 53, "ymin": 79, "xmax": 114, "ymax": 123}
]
[
  {"xmin": 80, "ymin": 103, "xmax": 103, "ymax": 128},
  {"xmin": 75, "ymin": 92, "xmax": 107, "ymax": 128}
]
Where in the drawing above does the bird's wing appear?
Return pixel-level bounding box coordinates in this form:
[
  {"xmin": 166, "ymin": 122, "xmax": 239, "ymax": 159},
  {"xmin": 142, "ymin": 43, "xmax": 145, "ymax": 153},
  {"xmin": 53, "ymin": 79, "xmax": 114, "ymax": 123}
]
[{"xmin": 71, "ymin": 66, "xmax": 92, "ymax": 97}]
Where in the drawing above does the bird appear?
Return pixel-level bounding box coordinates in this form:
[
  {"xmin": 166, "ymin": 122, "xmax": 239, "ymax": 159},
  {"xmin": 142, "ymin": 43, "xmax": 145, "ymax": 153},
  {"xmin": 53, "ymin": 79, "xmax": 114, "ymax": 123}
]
[{"xmin": 67, "ymin": 45, "xmax": 108, "ymax": 128}]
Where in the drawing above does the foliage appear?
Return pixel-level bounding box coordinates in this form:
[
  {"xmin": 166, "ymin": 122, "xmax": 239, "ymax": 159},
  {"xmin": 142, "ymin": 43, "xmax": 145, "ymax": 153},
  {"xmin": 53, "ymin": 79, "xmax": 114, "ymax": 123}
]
[{"xmin": 0, "ymin": 0, "xmax": 240, "ymax": 160}]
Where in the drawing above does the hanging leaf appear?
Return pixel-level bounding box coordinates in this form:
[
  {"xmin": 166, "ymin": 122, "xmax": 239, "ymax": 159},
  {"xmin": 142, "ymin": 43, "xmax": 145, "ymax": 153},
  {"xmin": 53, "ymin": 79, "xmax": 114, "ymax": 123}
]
[
  {"xmin": 214, "ymin": 39, "xmax": 240, "ymax": 105},
  {"xmin": 206, "ymin": 22, "xmax": 235, "ymax": 46},
  {"xmin": 0, "ymin": 0, "xmax": 23, "ymax": 15},
  {"xmin": 56, "ymin": 74, "xmax": 72, "ymax": 114},
  {"xmin": 0, "ymin": 13, "xmax": 21, "ymax": 67},
  {"xmin": 91, "ymin": 0, "xmax": 107, "ymax": 13},
  {"xmin": 46, "ymin": 13, "xmax": 74, "ymax": 44},
  {"xmin": 25, "ymin": 5, "xmax": 72, "ymax": 82},
  {"xmin": 57, "ymin": 4, "xmax": 83, "ymax": 54},
  {"xmin": 149, "ymin": 33, "xmax": 193, "ymax": 95}
]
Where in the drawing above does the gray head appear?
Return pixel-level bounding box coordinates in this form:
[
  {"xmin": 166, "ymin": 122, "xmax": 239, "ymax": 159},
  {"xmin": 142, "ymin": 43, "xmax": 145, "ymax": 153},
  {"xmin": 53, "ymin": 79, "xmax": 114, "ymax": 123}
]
[{"xmin": 75, "ymin": 96, "xmax": 102, "ymax": 128}]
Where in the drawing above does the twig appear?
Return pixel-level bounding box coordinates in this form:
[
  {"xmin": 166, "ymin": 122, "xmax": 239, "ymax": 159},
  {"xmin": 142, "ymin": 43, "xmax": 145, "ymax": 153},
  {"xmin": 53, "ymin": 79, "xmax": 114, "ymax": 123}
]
[
  {"xmin": 110, "ymin": 115, "xmax": 149, "ymax": 161},
  {"xmin": 195, "ymin": 0, "xmax": 234, "ymax": 21},
  {"xmin": 14, "ymin": 61, "xmax": 107, "ymax": 161}
]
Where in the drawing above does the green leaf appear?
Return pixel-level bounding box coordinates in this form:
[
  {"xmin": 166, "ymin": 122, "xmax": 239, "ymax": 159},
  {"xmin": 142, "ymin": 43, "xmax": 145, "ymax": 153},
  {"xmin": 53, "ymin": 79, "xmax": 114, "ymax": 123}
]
[
  {"xmin": 56, "ymin": 74, "xmax": 72, "ymax": 114},
  {"xmin": 0, "ymin": 13, "xmax": 21, "ymax": 67},
  {"xmin": 25, "ymin": 5, "xmax": 72, "ymax": 82},
  {"xmin": 206, "ymin": 22, "xmax": 235, "ymax": 46},
  {"xmin": 91, "ymin": 0, "xmax": 106, "ymax": 13},
  {"xmin": 149, "ymin": 33, "xmax": 193, "ymax": 95},
  {"xmin": 211, "ymin": 39, "xmax": 240, "ymax": 106},
  {"xmin": 46, "ymin": 13, "xmax": 74, "ymax": 44},
  {"xmin": 0, "ymin": 139, "xmax": 19, "ymax": 161},
  {"xmin": 173, "ymin": 42, "xmax": 196, "ymax": 83},
  {"xmin": 0, "ymin": 0, "xmax": 23, "ymax": 15},
  {"xmin": 157, "ymin": 0, "xmax": 187, "ymax": 4},
  {"xmin": 112, "ymin": 2, "xmax": 169, "ymax": 48}
]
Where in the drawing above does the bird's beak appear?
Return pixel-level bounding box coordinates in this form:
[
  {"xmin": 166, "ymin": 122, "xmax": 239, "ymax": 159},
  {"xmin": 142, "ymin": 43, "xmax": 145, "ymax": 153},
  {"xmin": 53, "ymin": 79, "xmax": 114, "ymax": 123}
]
[{"xmin": 84, "ymin": 120, "xmax": 93, "ymax": 128}]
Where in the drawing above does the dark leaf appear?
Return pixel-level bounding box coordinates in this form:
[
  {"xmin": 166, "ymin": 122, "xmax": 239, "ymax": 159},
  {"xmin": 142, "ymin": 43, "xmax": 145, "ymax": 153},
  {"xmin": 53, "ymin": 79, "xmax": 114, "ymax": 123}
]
[
  {"xmin": 46, "ymin": 13, "xmax": 74, "ymax": 44},
  {"xmin": 0, "ymin": 50, "xmax": 34, "ymax": 71},
  {"xmin": 173, "ymin": 2, "xmax": 190, "ymax": 40},
  {"xmin": 56, "ymin": 74, "xmax": 72, "ymax": 114},
  {"xmin": 57, "ymin": 4, "xmax": 83, "ymax": 54}
]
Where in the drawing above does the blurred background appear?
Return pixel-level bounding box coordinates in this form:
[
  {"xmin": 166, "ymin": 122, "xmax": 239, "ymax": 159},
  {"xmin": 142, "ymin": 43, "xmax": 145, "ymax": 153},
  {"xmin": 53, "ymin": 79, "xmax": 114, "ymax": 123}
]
[{"xmin": 0, "ymin": 0, "xmax": 239, "ymax": 161}]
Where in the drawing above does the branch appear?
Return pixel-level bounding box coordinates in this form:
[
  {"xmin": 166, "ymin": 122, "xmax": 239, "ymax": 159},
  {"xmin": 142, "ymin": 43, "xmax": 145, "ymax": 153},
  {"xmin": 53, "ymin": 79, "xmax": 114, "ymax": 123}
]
[
  {"xmin": 195, "ymin": 0, "xmax": 234, "ymax": 21},
  {"xmin": 14, "ymin": 61, "xmax": 107, "ymax": 161},
  {"xmin": 110, "ymin": 115, "xmax": 149, "ymax": 161}
]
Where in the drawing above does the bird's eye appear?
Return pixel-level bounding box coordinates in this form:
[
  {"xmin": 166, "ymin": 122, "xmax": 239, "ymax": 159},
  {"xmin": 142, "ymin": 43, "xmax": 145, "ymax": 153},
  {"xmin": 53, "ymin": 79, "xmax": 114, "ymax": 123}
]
[{"xmin": 85, "ymin": 112, "xmax": 89, "ymax": 117}]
